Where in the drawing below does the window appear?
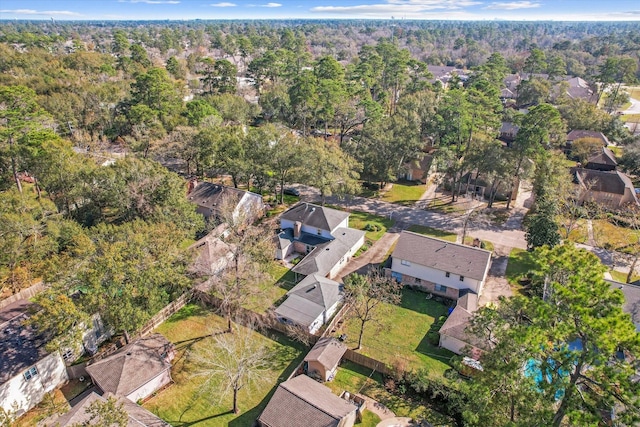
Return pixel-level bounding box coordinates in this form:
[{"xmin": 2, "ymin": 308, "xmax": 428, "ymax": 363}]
[
  {"xmin": 62, "ymin": 349, "xmax": 74, "ymax": 362},
  {"xmin": 435, "ymin": 284, "xmax": 447, "ymax": 293},
  {"xmin": 459, "ymin": 276, "xmax": 465, "ymax": 282},
  {"xmin": 401, "ymin": 259, "xmax": 411, "ymax": 266},
  {"xmin": 24, "ymin": 367, "xmax": 38, "ymax": 381},
  {"xmin": 445, "ymin": 272, "xmax": 450, "ymax": 278}
]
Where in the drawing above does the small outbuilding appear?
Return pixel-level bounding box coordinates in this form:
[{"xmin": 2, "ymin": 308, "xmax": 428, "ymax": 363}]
[{"xmin": 304, "ymin": 337, "xmax": 347, "ymax": 382}]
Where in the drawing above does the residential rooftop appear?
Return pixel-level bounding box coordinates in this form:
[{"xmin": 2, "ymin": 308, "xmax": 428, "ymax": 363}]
[
  {"xmin": 392, "ymin": 231, "xmax": 492, "ymax": 281},
  {"xmin": 280, "ymin": 203, "xmax": 349, "ymax": 233}
]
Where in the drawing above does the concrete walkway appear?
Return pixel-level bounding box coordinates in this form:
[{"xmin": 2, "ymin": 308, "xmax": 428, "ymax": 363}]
[
  {"xmin": 334, "ymin": 230, "xmax": 400, "ymax": 282},
  {"xmin": 356, "ymin": 393, "xmax": 396, "ymax": 421}
]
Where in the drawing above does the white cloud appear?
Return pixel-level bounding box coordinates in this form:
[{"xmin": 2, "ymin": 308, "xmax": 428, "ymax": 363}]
[
  {"xmin": 118, "ymin": 0, "xmax": 180, "ymax": 4},
  {"xmin": 262, "ymin": 2, "xmax": 282, "ymax": 7},
  {"xmin": 0, "ymin": 9, "xmax": 81, "ymax": 16},
  {"xmin": 312, "ymin": 0, "xmax": 482, "ymax": 16},
  {"xmin": 484, "ymin": 1, "xmax": 540, "ymax": 10},
  {"xmin": 211, "ymin": 2, "xmax": 237, "ymax": 6}
]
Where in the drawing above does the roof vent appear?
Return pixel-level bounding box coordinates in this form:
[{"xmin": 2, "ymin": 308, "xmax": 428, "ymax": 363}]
[
  {"xmin": 311, "ymin": 207, "xmax": 316, "ymax": 212},
  {"xmin": 126, "ymin": 352, "xmax": 132, "ymax": 356},
  {"xmin": 325, "ymin": 248, "xmax": 330, "ymax": 251}
]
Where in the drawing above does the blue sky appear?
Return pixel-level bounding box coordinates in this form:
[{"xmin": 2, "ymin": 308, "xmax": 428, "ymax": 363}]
[{"xmin": 1, "ymin": 0, "xmax": 639, "ymax": 21}]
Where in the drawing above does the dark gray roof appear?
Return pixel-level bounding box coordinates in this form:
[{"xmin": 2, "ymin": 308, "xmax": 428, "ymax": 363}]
[
  {"xmin": 55, "ymin": 392, "xmax": 169, "ymax": 427},
  {"xmin": 86, "ymin": 334, "xmax": 172, "ymax": 397},
  {"xmin": 187, "ymin": 182, "xmax": 261, "ymax": 213},
  {"xmin": 500, "ymin": 122, "xmax": 519, "ymax": 134},
  {"xmin": 258, "ymin": 375, "xmax": 356, "ymax": 427},
  {"xmin": 304, "ymin": 337, "xmax": 347, "ymax": 370},
  {"xmin": 574, "ymin": 168, "xmax": 638, "ymax": 201},
  {"xmin": 292, "ymin": 228, "xmax": 365, "ymax": 277},
  {"xmin": 280, "ymin": 203, "xmax": 349, "ymax": 233},
  {"xmin": 567, "ymin": 130, "xmax": 609, "ymax": 145},
  {"xmin": 275, "ymin": 275, "xmax": 343, "ymax": 327},
  {"xmin": 392, "ymin": 231, "xmax": 492, "ymax": 281},
  {"xmin": 586, "ymin": 147, "xmax": 617, "ymax": 168},
  {"xmin": 607, "ymin": 279, "xmax": 640, "ymax": 331},
  {"xmin": 0, "ymin": 299, "xmax": 50, "ymax": 384}
]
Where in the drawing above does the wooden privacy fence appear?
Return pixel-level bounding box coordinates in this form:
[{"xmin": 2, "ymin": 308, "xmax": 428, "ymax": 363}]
[
  {"xmin": 0, "ymin": 281, "xmax": 46, "ymax": 309},
  {"xmin": 343, "ymin": 349, "xmax": 392, "ymax": 376},
  {"xmin": 132, "ymin": 291, "xmax": 193, "ymax": 340}
]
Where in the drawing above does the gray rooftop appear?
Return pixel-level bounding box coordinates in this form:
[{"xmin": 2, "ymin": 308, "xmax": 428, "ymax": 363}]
[
  {"xmin": 258, "ymin": 374, "xmax": 356, "ymax": 427},
  {"xmin": 439, "ymin": 305, "xmax": 488, "ymax": 351},
  {"xmin": 392, "ymin": 231, "xmax": 492, "ymax": 281},
  {"xmin": 86, "ymin": 333, "xmax": 172, "ymax": 397},
  {"xmin": 304, "ymin": 337, "xmax": 347, "ymax": 370},
  {"xmin": 0, "ymin": 299, "xmax": 50, "ymax": 384},
  {"xmin": 292, "ymin": 227, "xmax": 365, "ymax": 277},
  {"xmin": 280, "ymin": 203, "xmax": 349, "ymax": 233},
  {"xmin": 275, "ymin": 275, "xmax": 343, "ymax": 328},
  {"xmin": 55, "ymin": 392, "xmax": 169, "ymax": 426},
  {"xmin": 187, "ymin": 182, "xmax": 261, "ymax": 213}
]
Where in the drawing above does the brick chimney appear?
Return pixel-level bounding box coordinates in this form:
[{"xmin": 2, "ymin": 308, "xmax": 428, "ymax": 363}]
[
  {"xmin": 293, "ymin": 221, "xmax": 302, "ymax": 239},
  {"xmin": 187, "ymin": 178, "xmax": 198, "ymax": 195}
]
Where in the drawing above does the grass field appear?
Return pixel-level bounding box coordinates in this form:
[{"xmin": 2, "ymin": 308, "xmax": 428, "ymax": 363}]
[
  {"xmin": 143, "ymin": 305, "xmax": 306, "ymax": 427},
  {"xmin": 609, "ymin": 269, "xmax": 640, "ymax": 284},
  {"xmin": 245, "ymin": 261, "xmax": 296, "ymax": 314},
  {"xmin": 505, "ymin": 248, "xmax": 537, "ymax": 286},
  {"xmin": 407, "ymin": 224, "xmax": 457, "ymax": 242},
  {"xmin": 591, "ymin": 220, "xmax": 640, "ymax": 254},
  {"xmin": 380, "ymin": 181, "xmax": 427, "ymax": 206},
  {"xmin": 335, "ymin": 288, "xmax": 454, "ymax": 378},
  {"xmin": 327, "ymin": 361, "xmax": 457, "ymax": 426},
  {"xmin": 348, "ymin": 210, "xmax": 395, "ymax": 242}
]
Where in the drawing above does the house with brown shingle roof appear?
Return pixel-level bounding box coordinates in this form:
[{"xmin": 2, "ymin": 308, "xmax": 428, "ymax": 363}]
[
  {"xmin": 54, "ymin": 391, "xmax": 169, "ymax": 427},
  {"xmin": 390, "ymin": 231, "xmax": 492, "ymax": 300},
  {"xmin": 572, "ymin": 167, "xmax": 639, "ymax": 208},
  {"xmin": 187, "ymin": 181, "xmax": 264, "ymax": 222},
  {"xmin": 258, "ymin": 374, "xmax": 357, "ymax": 427},
  {"xmin": 566, "ymin": 130, "xmax": 610, "ymax": 147},
  {"xmin": 85, "ymin": 334, "xmax": 174, "ymax": 403},
  {"xmin": 585, "ymin": 147, "xmax": 618, "ymax": 171},
  {"xmin": 304, "ymin": 337, "xmax": 347, "ymax": 382}
]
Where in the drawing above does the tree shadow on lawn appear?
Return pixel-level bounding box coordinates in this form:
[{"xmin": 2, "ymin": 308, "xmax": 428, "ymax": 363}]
[
  {"xmin": 399, "ymin": 288, "xmax": 451, "ymax": 317},
  {"xmin": 167, "ymin": 410, "xmax": 234, "ymax": 427},
  {"xmin": 162, "ymin": 303, "xmax": 209, "ymax": 325}
]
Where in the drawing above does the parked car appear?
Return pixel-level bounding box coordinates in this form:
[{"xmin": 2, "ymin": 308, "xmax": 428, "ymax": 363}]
[{"xmin": 283, "ymin": 187, "xmax": 300, "ymax": 196}]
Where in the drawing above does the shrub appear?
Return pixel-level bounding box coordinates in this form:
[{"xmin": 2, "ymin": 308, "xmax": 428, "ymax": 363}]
[{"xmin": 364, "ymin": 222, "xmax": 381, "ymax": 232}]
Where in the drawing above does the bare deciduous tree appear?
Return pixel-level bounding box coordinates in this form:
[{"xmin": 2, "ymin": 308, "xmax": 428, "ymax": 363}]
[
  {"xmin": 189, "ymin": 325, "xmax": 273, "ymax": 414},
  {"xmin": 343, "ymin": 270, "xmax": 402, "ymax": 350}
]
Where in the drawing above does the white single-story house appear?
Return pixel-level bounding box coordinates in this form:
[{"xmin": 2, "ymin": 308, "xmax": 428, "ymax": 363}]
[
  {"xmin": 304, "ymin": 337, "xmax": 347, "ymax": 382},
  {"xmin": 85, "ymin": 333, "xmax": 174, "ymax": 403},
  {"xmin": 275, "ymin": 203, "xmax": 365, "ymax": 280},
  {"xmin": 275, "ymin": 274, "xmax": 343, "ymax": 334},
  {"xmin": 390, "ymin": 231, "xmax": 492, "ymax": 300},
  {"xmin": 0, "ymin": 300, "xmax": 69, "ymax": 419}
]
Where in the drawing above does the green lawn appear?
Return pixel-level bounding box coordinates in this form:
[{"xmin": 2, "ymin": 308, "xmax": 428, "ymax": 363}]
[
  {"xmin": 505, "ymin": 248, "xmax": 537, "ymax": 286},
  {"xmin": 609, "ymin": 269, "xmax": 640, "ymax": 284},
  {"xmin": 407, "ymin": 224, "xmax": 457, "ymax": 242},
  {"xmin": 143, "ymin": 304, "xmax": 306, "ymax": 427},
  {"xmin": 591, "ymin": 219, "xmax": 640, "ymax": 254},
  {"xmin": 245, "ymin": 261, "xmax": 296, "ymax": 314},
  {"xmin": 358, "ymin": 410, "xmax": 382, "ymax": 427},
  {"xmin": 348, "ymin": 210, "xmax": 395, "ymax": 242},
  {"xmin": 463, "ymin": 236, "xmax": 495, "ymax": 252},
  {"xmin": 380, "ymin": 182, "xmax": 427, "ymax": 206},
  {"xmin": 620, "ymin": 113, "xmax": 640, "ymax": 123},
  {"xmin": 327, "ymin": 361, "xmax": 457, "ymax": 426},
  {"xmin": 335, "ymin": 288, "xmax": 454, "ymax": 378}
]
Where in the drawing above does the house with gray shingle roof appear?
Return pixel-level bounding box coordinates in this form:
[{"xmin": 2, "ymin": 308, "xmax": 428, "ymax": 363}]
[
  {"xmin": 258, "ymin": 374, "xmax": 357, "ymax": 427},
  {"xmin": 276, "ymin": 203, "xmax": 365, "ymax": 280},
  {"xmin": 390, "ymin": 231, "xmax": 492, "ymax": 300},
  {"xmin": 274, "ymin": 274, "xmax": 343, "ymax": 334},
  {"xmin": 85, "ymin": 334, "xmax": 174, "ymax": 403},
  {"xmin": 438, "ymin": 292, "xmax": 488, "ymax": 356},
  {"xmin": 187, "ymin": 181, "xmax": 263, "ymax": 223}
]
